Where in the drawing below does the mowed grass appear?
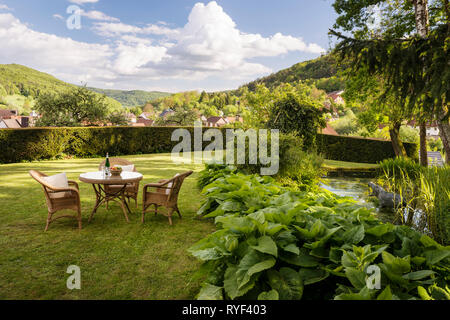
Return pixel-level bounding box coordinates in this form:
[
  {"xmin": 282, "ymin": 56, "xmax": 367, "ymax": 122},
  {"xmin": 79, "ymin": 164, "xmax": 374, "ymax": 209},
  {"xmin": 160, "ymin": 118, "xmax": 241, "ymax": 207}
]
[{"xmin": 0, "ymin": 153, "xmax": 216, "ymax": 300}]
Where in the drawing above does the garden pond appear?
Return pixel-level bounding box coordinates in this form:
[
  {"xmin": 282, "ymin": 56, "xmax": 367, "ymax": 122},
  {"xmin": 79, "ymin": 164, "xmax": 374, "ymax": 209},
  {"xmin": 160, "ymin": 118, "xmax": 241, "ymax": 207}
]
[{"xmin": 319, "ymin": 177, "xmax": 395, "ymax": 223}]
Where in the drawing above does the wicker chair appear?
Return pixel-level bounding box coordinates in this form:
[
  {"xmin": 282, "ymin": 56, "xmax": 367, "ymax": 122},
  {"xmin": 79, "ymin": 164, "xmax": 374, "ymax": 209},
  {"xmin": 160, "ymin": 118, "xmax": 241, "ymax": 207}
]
[
  {"xmin": 142, "ymin": 171, "xmax": 193, "ymax": 225},
  {"xmin": 29, "ymin": 170, "xmax": 82, "ymax": 231},
  {"xmin": 98, "ymin": 158, "xmax": 140, "ymax": 209}
]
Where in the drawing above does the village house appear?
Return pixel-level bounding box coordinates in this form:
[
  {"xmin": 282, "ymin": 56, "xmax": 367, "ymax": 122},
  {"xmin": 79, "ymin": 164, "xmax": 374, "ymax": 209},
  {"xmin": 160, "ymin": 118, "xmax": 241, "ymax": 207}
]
[
  {"xmin": 139, "ymin": 112, "xmax": 154, "ymax": 120},
  {"xmin": 136, "ymin": 118, "xmax": 154, "ymax": 127},
  {"xmin": 0, "ymin": 109, "xmax": 39, "ymax": 128},
  {"xmin": 406, "ymin": 120, "xmax": 440, "ymax": 139},
  {"xmin": 225, "ymin": 116, "xmax": 244, "ymax": 125},
  {"xmin": 205, "ymin": 116, "xmax": 227, "ymax": 127},
  {"xmin": 327, "ymin": 90, "xmax": 345, "ymax": 105},
  {"xmin": 124, "ymin": 112, "xmax": 137, "ymax": 124},
  {"xmin": 0, "ymin": 109, "xmax": 19, "ymax": 119},
  {"xmin": 159, "ymin": 109, "xmax": 175, "ymax": 119},
  {"xmin": 0, "ymin": 118, "xmax": 23, "ymax": 129}
]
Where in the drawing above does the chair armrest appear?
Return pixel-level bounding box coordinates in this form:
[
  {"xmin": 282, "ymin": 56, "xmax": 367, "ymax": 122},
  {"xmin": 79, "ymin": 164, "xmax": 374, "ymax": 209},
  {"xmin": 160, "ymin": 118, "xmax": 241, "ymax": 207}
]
[
  {"xmin": 143, "ymin": 179, "xmax": 173, "ymax": 194},
  {"xmin": 68, "ymin": 180, "xmax": 79, "ymax": 189},
  {"xmin": 47, "ymin": 186, "xmax": 80, "ymax": 195}
]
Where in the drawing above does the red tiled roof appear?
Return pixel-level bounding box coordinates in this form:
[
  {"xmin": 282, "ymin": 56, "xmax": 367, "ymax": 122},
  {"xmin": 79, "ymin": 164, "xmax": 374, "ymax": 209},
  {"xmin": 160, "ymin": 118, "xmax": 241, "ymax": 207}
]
[
  {"xmin": 0, "ymin": 109, "xmax": 17, "ymax": 118},
  {"xmin": 137, "ymin": 119, "xmax": 154, "ymax": 126},
  {"xmin": 1, "ymin": 119, "xmax": 22, "ymax": 128},
  {"xmin": 207, "ymin": 116, "xmax": 225, "ymax": 124}
]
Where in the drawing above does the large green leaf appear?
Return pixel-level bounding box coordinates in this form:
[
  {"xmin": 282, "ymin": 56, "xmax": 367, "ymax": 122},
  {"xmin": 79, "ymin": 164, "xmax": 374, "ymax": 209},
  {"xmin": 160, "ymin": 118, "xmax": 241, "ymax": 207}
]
[
  {"xmin": 280, "ymin": 249, "xmax": 320, "ymax": 267},
  {"xmin": 381, "ymin": 251, "xmax": 411, "ymax": 274},
  {"xmin": 224, "ymin": 266, "xmax": 256, "ymax": 299},
  {"xmin": 197, "ymin": 283, "xmax": 223, "ymax": 300},
  {"xmin": 190, "ymin": 248, "xmax": 224, "ymax": 261},
  {"xmin": 257, "ymin": 290, "xmax": 279, "ymax": 300},
  {"xmin": 215, "ymin": 216, "xmax": 256, "ymax": 234},
  {"xmin": 283, "ymin": 243, "xmax": 300, "ymax": 255},
  {"xmin": 377, "ymin": 286, "xmax": 393, "ymax": 300},
  {"xmin": 345, "ymin": 267, "xmax": 366, "ymax": 290},
  {"xmin": 402, "ymin": 270, "xmax": 435, "ymax": 280},
  {"xmin": 342, "ymin": 225, "xmax": 365, "ymax": 244},
  {"xmin": 298, "ymin": 268, "xmax": 329, "ymax": 285},
  {"xmin": 424, "ymin": 249, "xmax": 450, "ymax": 265},
  {"xmin": 366, "ymin": 224, "xmax": 394, "ymax": 238},
  {"xmin": 251, "ymin": 236, "xmax": 278, "ymax": 257},
  {"xmin": 236, "ymin": 249, "xmax": 276, "ymax": 289},
  {"xmin": 267, "ymin": 268, "xmax": 304, "ymax": 300}
]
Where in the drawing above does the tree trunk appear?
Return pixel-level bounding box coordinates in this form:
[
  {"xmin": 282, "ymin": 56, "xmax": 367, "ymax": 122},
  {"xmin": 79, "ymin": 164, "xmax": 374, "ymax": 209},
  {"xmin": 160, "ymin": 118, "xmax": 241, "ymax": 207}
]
[
  {"xmin": 412, "ymin": 0, "xmax": 430, "ymax": 37},
  {"xmin": 419, "ymin": 121, "xmax": 428, "ymax": 167},
  {"xmin": 389, "ymin": 122, "xmax": 407, "ymax": 157},
  {"xmin": 437, "ymin": 109, "xmax": 450, "ymax": 164},
  {"xmin": 412, "ymin": 1, "xmax": 430, "ymax": 167}
]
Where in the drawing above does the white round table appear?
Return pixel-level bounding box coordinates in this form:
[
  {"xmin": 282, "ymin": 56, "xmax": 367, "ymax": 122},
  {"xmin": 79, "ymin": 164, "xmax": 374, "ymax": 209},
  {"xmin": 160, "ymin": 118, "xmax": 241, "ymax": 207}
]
[{"xmin": 79, "ymin": 171, "xmax": 143, "ymax": 223}]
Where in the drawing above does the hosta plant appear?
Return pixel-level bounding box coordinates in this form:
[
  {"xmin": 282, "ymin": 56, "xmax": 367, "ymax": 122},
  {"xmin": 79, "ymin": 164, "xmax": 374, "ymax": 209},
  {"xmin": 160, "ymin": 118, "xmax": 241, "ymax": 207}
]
[{"xmin": 189, "ymin": 167, "xmax": 450, "ymax": 300}]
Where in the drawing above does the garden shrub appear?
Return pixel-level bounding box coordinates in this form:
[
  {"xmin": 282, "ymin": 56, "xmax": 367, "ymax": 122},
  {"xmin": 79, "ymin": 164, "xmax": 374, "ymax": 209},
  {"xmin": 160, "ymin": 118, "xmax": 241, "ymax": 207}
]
[
  {"xmin": 233, "ymin": 132, "xmax": 324, "ymax": 190},
  {"xmin": 190, "ymin": 167, "xmax": 450, "ymax": 300}
]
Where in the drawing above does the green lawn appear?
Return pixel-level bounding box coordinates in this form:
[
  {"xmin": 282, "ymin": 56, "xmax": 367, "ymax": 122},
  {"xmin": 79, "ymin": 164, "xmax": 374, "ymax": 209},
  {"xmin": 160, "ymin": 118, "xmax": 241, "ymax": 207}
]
[
  {"xmin": 0, "ymin": 153, "xmax": 215, "ymax": 299},
  {"xmin": 323, "ymin": 159, "xmax": 379, "ymax": 170}
]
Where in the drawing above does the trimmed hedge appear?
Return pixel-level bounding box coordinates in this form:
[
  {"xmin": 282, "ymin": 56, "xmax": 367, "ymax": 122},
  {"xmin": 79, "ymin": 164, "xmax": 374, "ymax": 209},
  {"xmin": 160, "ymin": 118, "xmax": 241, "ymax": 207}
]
[
  {"xmin": 0, "ymin": 127, "xmax": 198, "ymax": 164},
  {"xmin": 317, "ymin": 134, "xmax": 418, "ymax": 164},
  {"xmin": 0, "ymin": 127, "xmax": 418, "ymax": 164}
]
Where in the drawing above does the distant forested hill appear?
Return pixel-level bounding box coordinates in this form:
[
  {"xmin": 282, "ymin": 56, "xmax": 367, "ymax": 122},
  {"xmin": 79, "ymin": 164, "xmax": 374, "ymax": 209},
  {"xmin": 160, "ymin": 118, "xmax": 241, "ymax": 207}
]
[
  {"xmin": 0, "ymin": 64, "xmax": 75, "ymax": 97},
  {"xmin": 0, "ymin": 64, "xmax": 121, "ymax": 114},
  {"xmin": 86, "ymin": 88, "xmax": 172, "ymax": 107},
  {"xmin": 241, "ymin": 54, "xmax": 346, "ymax": 93}
]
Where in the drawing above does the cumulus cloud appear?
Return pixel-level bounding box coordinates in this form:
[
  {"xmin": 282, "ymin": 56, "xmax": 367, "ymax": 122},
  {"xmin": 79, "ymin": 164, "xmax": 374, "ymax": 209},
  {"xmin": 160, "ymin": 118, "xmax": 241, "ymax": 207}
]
[
  {"xmin": 92, "ymin": 21, "xmax": 180, "ymax": 37},
  {"xmin": 69, "ymin": 0, "xmax": 99, "ymax": 4},
  {"xmin": 0, "ymin": 13, "xmax": 115, "ymax": 83},
  {"xmin": 0, "ymin": 4, "xmax": 12, "ymax": 11},
  {"xmin": 0, "ymin": 1, "xmax": 326, "ymax": 91},
  {"xmin": 80, "ymin": 10, "xmax": 119, "ymax": 22}
]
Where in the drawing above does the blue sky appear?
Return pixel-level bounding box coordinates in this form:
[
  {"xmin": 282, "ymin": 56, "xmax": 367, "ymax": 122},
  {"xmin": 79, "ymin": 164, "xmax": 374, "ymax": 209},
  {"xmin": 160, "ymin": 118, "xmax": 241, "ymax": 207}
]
[{"xmin": 0, "ymin": 0, "xmax": 338, "ymax": 92}]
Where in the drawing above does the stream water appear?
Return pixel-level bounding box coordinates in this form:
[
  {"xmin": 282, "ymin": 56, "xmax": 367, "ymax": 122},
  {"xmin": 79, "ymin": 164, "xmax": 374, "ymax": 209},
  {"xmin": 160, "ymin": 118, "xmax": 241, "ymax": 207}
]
[{"xmin": 319, "ymin": 177, "xmax": 394, "ymax": 223}]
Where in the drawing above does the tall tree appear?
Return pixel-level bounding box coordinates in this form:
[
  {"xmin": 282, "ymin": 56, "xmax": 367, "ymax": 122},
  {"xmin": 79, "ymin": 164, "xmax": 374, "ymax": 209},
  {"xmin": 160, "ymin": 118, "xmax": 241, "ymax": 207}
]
[
  {"xmin": 412, "ymin": 0, "xmax": 430, "ymax": 166},
  {"xmin": 331, "ymin": 0, "xmax": 449, "ymax": 164},
  {"xmin": 36, "ymin": 87, "xmax": 115, "ymax": 127}
]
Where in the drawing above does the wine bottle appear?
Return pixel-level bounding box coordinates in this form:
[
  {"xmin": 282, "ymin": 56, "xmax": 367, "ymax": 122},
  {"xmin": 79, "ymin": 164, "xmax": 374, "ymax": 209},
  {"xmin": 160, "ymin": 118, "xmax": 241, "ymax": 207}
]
[{"xmin": 105, "ymin": 153, "xmax": 111, "ymax": 176}]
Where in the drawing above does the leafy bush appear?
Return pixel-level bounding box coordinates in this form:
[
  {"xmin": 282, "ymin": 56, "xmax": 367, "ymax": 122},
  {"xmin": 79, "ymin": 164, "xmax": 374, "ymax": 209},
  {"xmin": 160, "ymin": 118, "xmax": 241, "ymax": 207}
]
[
  {"xmin": 190, "ymin": 170, "xmax": 450, "ymax": 300},
  {"xmin": 329, "ymin": 110, "xmax": 359, "ymax": 136},
  {"xmin": 267, "ymin": 90, "xmax": 326, "ymax": 149},
  {"xmin": 197, "ymin": 163, "xmax": 237, "ymax": 190},
  {"xmin": 234, "ymin": 132, "xmax": 324, "ymax": 190}
]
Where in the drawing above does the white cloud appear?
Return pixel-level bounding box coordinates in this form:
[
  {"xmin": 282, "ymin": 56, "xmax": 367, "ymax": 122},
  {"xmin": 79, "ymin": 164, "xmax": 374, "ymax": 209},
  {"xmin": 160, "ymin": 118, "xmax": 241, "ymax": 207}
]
[
  {"xmin": 0, "ymin": 4, "xmax": 12, "ymax": 11},
  {"xmin": 68, "ymin": 0, "xmax": 99, "ymax": 4},
  {"xmin": 53, "ymin": 14, "xmax": 64, "ymax": 20},
  {"xmin": 80, "ymin": 10, "xmax": 119, "ymax": 22},
  {"xmin": 113, "ymin": 43, "xmax": 167, "ymax": 75},
  {"xmin": 0, "ymin": 1, "xmax": 326, "ymax": 91},
  {"xmin": 92, "ymin": 21, "xmax": 180, "ymax": 37},
  {"xmin": 0, "ymin": 13, "xmax": 115, "ymax": 83}
]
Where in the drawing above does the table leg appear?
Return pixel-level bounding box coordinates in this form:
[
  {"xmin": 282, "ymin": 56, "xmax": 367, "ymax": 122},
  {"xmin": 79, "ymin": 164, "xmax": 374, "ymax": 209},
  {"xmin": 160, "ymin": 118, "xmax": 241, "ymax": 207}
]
[
  {"xmin": 89, "ymin": 184, "xmax": 130, "ymax": 223},
  {"xmin": 88, "ymin": 184, "xmax": 105, "ymax": 223}
]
